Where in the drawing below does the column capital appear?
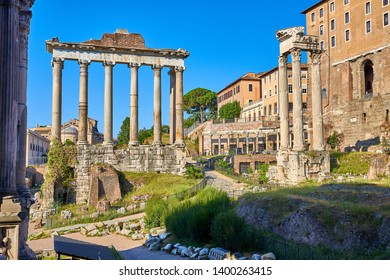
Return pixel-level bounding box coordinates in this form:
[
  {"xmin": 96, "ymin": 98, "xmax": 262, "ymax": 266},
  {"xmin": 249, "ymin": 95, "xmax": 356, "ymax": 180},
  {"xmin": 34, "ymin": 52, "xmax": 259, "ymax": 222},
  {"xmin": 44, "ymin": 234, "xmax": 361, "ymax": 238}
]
[
  {"xmin": 175, "ymin": 66, "xmax": 185, "ymax": 72},
  {"xmin": 78, "ymin": 59, "xmax": 90, "ymax": 66},
  {"xmin": 310, "ymin": 50, "xmax": 322, "ymax": 65},
  {"xmin": 51, "ymin": 57, "xmax": 64, "ymax": 67},
  {"xmin": 129, "ymin": 62, "xmax": 141, "ymax": 69},
  {"xmin": 278, "ymin": 55, "xmax": 288, "ymax": 67},
  {"xmin": 291, "ymin": 48, "xmax": 301, "ymax": 62},
  {"xmin": 103, "ymin": 61, "xmax": 115, "ymax": 67},
  {"xmin": 152, "ymin": 64, "xmax": 163, "ymax": 70}
]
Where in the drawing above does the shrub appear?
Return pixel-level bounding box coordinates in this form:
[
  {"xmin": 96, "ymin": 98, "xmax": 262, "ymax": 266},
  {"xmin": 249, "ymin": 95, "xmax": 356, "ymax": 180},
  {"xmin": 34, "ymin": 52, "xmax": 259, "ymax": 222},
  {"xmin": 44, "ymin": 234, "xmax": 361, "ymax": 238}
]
[
  {"xmin": 185, "ymin": 165, "xmax": 204, "ymax": 179},
  {"xmin": 210, "ymin": 211, "xmax": 249, "ymax": 251},
  {"xmin": 257, "ymin": 163, "xmax": 269, "ymax": 184},
  {"xmin": 165, "ymin": 187, "xmax": 231, "ymax": 244},
  {"xmin": 144, "ymin": 197, "xmax": 169, "ymax": 229}
]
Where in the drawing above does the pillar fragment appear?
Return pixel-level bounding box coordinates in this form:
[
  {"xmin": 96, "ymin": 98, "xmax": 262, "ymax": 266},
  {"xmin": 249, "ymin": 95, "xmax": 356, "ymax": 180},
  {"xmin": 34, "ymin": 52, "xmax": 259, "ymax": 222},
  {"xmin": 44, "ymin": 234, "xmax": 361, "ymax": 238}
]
[
  {"xmin": 169, "ymin": 68, "xmax": 176, "ymax": 144},
  {"xmin": 153, "ymin": 64, "xmax": 163, "ymax": 145},
  {"xmin": 51, "ymin": 57, "xmax": 64, "ymax": 141},
  {"xmin": 291, "ymin": 48, "xmax": 304, "ymax": 151},
  {"xmin": 278, "ymin": 55, "xmax": 289, "ymax": 150},
  {"xmin": 129, "ymin": 63, "xmax": 140, "ymax": 146},
  {"xmin": 311, "ymin": 51, "xmax": 325, "ymax": 151},
  {"xmin": 78, "ymin": 59, "xmax": 90, "ymax": 144},
  {"xmin": 174, "ymin": 66, "xmax": 185, "ymax": 145},
  {"xmin": 103, "ymin": 61, "xmax": 115, "ymax": 145}
]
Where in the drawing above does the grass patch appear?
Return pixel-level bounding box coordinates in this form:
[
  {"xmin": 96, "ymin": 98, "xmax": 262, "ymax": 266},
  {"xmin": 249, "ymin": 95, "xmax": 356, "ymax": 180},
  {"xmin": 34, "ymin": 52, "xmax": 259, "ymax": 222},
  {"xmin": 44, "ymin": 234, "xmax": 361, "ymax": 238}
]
[
  {"xmin": 120, "ymin": 172, "xmax": 201, "ymax": 201},
  {"xmin": 331, "ymin": 152, "xmax": 376, "ymax": 175}
]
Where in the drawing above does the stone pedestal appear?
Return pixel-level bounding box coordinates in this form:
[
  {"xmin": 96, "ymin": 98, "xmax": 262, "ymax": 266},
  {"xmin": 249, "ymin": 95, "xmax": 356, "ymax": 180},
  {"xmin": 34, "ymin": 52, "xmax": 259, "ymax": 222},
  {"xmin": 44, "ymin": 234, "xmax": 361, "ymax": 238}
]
[{"xmin": 273, "ymin": 150, "xmax": 330, "ymax": 184}]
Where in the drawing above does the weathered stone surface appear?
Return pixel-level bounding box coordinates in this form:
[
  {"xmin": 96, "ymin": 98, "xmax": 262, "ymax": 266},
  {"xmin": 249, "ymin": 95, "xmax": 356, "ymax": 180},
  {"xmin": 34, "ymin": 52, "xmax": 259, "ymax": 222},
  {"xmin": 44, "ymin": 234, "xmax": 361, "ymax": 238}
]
[
  {"xmin": 261, "ymin": 253, "xmax": 276, "ymax": 260},
  {"xmin": 60, "ymin": 210, "xmax": 72, "ymax": 220},
  {"xmin": 131, "ymin": 233, "xmax": 144, "ymax": 240},
  {"xmin": 88, "ymin": 164, "xmax": 122, "ymax": 207}
]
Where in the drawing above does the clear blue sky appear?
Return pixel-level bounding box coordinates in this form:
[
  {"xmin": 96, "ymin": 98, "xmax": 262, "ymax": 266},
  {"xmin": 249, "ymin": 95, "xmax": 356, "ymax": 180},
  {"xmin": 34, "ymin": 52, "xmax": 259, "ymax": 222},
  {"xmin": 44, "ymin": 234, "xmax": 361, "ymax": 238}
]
[{"xmin": 27, "ymin": 0, "xmax": 315, "ymax": 137}]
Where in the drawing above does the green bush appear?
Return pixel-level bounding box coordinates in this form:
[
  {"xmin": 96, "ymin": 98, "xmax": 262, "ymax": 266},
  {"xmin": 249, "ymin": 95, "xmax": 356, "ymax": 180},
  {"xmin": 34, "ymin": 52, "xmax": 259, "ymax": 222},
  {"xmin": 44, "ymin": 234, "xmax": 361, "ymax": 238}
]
[
  {"xmin": 185, "ymin": 165, "xmax": 204, "ymax": 179},
  {"xmin": 165, "ymin": 187, "xmax": 231, "ymax": 244},
  {"xmin": 210, "ymin": 211, "xmax": 249, "ymax": 251},
  {"xmin": 144, "ymin": 197, "xmax": 169, "ymax": 229}
]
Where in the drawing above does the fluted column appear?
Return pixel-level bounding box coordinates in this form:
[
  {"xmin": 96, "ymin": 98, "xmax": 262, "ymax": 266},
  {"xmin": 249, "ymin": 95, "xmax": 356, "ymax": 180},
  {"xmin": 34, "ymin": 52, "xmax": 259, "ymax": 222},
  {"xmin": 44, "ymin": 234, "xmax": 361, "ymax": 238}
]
[
  {"xmin": 51, "ymin": 57, "xmax": 64, "ymax": 141},
  {"xmin": 175, "ymin": 66, "xmax": 185, "ymax": 145},
  {"xmin": 78, "ymin": 60, "xmax": 90, "ymax": 144},
  {"xmin": 291, "ymin": 48, "xmax": 304, "ymax": 151},
  {"xmin": 153, "ymin": 64, "xmax": 163, "ymax": 145},
  {"xmin": 311, "ymin": 51, "xmax": 325, "ymax": 151},
  {"xmin": 169, "ymin": 68, "xmax": 176, "ymax": 144},
  {"xmin": 129, "ymin": 63, "xmax": 140, "ymax": 146},
  {"xmin": 103, "ymin": 61, "xmax": 114, "ymax": 145},
  {"xmin": 278, "ymin": 54, "xmax": 289, "ymax": 150}
]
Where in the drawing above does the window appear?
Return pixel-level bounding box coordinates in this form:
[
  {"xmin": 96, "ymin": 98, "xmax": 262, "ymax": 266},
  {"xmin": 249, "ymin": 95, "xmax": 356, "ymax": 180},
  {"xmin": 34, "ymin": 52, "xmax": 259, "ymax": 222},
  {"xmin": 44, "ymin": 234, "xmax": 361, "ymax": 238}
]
[
  {"xmin": 331, "ymin": 19, "xmax": 335, "ymax": 30},
  {"xmin": 384, "ymin": 13, "xmax": 389, "ymax": 27},
  {"xmin": 345, "ymin": 29, "xmax": 350, "ymax": 41},
  {"xmin": 320, "ymin": 40, "xmax": 325, "ymax": 50},
  {"xmin": 366, "ymin": 20, "xmax": 371, "ymax": 33},
  {"xmin": 345, "ymin": 29, "xmax": 351, "ymax": 42},
  {"xmin": 344, "ymin": 0, "xmax": 349, "ymax": 4},
  {"xmin": 366, "ymin": 2, "xmax": 371, "ymax": 14},
  {"xmin": 268, "ymin": 105, "xmax": 272, "ymax": 116},
  {"xmin": 288, "ymin": 102, "xmax": 293, "ymax": 112},
  {"xmin": 311, "ymin": 12, "xmax": 316, "ymax": 22},
  {"xmin": 384, "ymin": 0, "xmax": 389, "ymax": 7},
  {"xmin": 288, "ymin": 84, "xmax": 293, "ymax": 93},
  {"xmin": 362, "ymin": 113, "xmax": 367, "ymax": 123},
  {"xmin": 319, "ymin": 24, "xmax": 324, "ymax": 35},
  {"xmin": 345, "ymin": 12, "xmax": 350, "ymax": 24},
  {"xmin": 237, "ymin": 85, "xmax": 240, "ymax": 93},
  {"xmin": 248, "ymin": 84, "xmax": 253, "ymax": 92},
  {"xmin": 274, "ymin": 103, "xmax": 278, "ymax": 114},
  {"xmin": 331, "ymin": 36, "xmax": 336, "ymax": 47},
  {"xmin": 302, "ymin": 88, "xmax": 307, "ymax": 93},
  {"xmin": 330, "ymin": 2, "xmax": 335, "ymax": 12},
  {"xmin": 319, "ymin": 7, "xmax": 324, "ymax": 17},
  {"xmin": 303, "ymin": 103, "xmax": 307, "ymax": 112},
  {"xmin": 275, "ymin": 85, "xmax": 277, "ymax": 95}
]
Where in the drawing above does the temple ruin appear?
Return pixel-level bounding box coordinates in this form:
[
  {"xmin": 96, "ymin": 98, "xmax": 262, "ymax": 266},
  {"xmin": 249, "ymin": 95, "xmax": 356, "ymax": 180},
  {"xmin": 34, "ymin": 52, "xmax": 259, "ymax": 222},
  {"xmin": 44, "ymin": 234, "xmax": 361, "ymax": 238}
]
[
  {"xmin": 45, "ymin": 30, "xmax": 190, "ymax": 204},
  {"xmin": 0, "ymin": 0, "xmax": 36, "ymax": 259},
  {"xmin": 272, "ymin": 26, "xmax": 330, "ymax": 184}
]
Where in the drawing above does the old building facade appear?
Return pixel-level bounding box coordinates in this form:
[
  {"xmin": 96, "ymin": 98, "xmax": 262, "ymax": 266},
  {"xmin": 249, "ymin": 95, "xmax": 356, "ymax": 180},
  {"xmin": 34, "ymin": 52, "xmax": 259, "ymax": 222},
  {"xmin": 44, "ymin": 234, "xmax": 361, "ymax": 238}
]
[
  {"xmin": 26, "ymin": 129, "xmax": 50, "ymax": 166},
  {"xmin": 217, "ymin": 72, "xmax": 262, "ymax": 116},
  {"xmin": 303, "ymin": 0, "xmax": 390, "ymax": 149}
]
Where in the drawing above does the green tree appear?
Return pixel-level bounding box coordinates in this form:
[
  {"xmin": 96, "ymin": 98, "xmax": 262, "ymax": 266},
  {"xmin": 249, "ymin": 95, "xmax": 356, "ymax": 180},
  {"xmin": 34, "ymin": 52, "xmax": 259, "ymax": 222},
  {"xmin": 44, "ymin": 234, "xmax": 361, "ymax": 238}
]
[
  {"xmin": 138, "ymin": 127, "xmax": 153, "ymax": 144},
  {"xmin": 219, "ymin": 101, "xmax": 241, "ymax": 119},
  {"xmin": 117, "ymin": 117, "xmax": 130, "ymax": 146},
  {"xmin": 327, "ymin": 131, "xmax": 341, "ymax": 150},
  {"xmin": 183, "ymin": 88, "xmax": 217, "ymax": 123}
]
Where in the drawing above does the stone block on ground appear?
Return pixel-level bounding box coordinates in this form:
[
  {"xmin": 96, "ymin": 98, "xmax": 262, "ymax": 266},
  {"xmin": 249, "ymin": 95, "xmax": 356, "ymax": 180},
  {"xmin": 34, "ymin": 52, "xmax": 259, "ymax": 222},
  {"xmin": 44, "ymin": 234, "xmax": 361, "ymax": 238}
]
[{"xmin": 261, "ymin": 252, "xmax": 276, "ymax": 260}]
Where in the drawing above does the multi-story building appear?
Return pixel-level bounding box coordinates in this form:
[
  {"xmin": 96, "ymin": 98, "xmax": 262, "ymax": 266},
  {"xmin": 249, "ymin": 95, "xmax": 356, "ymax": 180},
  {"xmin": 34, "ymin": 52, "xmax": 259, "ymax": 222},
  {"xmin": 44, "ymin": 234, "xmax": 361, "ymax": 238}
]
[
  {"xmin": 217, "ymin": 72, "xmax": 262, "ymax": 118},
  {"xmin": 26, "ymin": 129, "xmax": 50, "ymax": 165},
  {"xmin": 303, "ymin": 0, "xmax": 390, "ymax": 149},
  {"xmin": 260, "ymin": 64, "xmax": 309, "ymax": 119}
]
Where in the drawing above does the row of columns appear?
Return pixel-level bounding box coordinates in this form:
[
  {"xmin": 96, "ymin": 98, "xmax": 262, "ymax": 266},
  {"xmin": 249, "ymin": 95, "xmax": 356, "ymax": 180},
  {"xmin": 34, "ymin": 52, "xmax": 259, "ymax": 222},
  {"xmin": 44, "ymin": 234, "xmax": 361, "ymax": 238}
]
[
  {"xmin": 211, "ymin": 133, "xmax": 280, "ymax": 155},
  {"xmin": 278, "ymin": 49, "xmax": 324, "ymax": 151},
  {"xmin": 51, "ymin": 59, "xmax": 185, "ymax": 146}
]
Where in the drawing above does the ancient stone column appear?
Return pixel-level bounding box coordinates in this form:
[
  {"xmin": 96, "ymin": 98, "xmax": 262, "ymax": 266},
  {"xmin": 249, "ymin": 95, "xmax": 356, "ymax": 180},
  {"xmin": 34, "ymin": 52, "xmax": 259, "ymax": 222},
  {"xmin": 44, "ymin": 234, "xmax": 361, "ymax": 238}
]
[
  {"xmin": 169, "ymin": 68, "xmax": 176, "ymax": 144},
  {"xmin": 129, "ymin": 63, "xmax": 140, "ymax": 146},
  {"xmin": 246, "ymin": 133, "xmax": 249, "ymax": 154},
  {"xmin": 227, "ymin": 133, "xmax": 230, "ymax": 153},
  {"xmin": 175, "ymin": 66, "xmax": 185, "ymax": 145},
  {"xmin": 78, "ymin": 59, "xmax": 90, "ymax": 144},
  {"xmin": 311, "ymin": 51, "xmax": 325, "ymax": 151},
  {"xmin": 291, "ymin": 48, "xmax": 304, "ymax": 151},
  {"xmin": 51, "ymin": 57, "xmax": 64, "ymax": 141},
  {"xmin": 153, "ymin": 64, "xmax": 163, "ymax": 145},
  {"xmin": 218, "ymin": 135, "xmax": 221, "ymax": 155},
  {"xmin": 277, "ymin": 132, "xmax": 280, "ymax": 150},
  {"xmin": 255, "ymin": 133, "xmax": 259, "ymax": 152},
  {"xmin": 278, "ymin": 55, "xmax": 289, "ymax": 150},
  {"xmin": 103, "ymin": 61, "xmax": 114, "ymax": 145}
]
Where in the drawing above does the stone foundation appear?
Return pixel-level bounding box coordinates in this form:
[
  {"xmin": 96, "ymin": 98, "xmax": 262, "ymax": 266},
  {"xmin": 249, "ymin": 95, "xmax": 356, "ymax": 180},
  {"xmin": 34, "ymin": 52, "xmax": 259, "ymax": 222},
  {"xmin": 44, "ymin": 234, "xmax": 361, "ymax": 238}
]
[
  {"xmin": 271, "ymin": 150, "xmax": 330, "ymax": 185},
  {"xmin": 76, "ymin": 144, "xmax": 186, "ymax": 204}
]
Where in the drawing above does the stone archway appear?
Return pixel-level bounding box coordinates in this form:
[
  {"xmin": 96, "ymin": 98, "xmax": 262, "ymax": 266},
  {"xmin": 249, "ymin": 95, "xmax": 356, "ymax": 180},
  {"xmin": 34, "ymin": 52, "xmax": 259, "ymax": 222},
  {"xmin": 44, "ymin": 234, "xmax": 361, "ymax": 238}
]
[{"xmin": 363, "ymin": 59, "xmax": 374, "ymax": 98}]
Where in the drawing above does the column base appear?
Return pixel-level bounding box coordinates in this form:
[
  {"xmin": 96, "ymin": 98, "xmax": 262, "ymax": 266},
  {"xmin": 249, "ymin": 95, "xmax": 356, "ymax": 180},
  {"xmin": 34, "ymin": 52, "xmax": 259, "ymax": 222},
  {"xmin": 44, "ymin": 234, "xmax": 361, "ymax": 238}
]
[
  {"xmin": 153, "ymin": 141, "xmax": 162, "ymax": 146},
  {"xmin": 174, "ymin": 140, "xmax": 185, "ymax": 147},
  {"xmin": 103, "ymin": 141, "xmax": 114, "ymax": 146},
  {"xmin": 77, "ymin": 141, "xmax": 89, "ymax": 146}
]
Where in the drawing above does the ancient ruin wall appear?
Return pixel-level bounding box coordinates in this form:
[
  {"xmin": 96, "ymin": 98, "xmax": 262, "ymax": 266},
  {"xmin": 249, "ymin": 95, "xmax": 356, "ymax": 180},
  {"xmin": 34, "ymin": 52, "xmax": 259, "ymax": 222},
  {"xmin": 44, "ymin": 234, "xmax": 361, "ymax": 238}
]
[{"xmin": 76, "ymin": 145, "xmax": 186, "ymax": 204}]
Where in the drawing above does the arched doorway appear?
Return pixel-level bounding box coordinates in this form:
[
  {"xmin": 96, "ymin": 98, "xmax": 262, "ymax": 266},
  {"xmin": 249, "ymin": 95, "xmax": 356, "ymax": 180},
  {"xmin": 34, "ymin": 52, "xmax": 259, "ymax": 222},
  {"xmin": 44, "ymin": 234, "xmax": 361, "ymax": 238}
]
[{"xmin": 363, "ymin": 60, "xmax": 374, "ymax": 98}]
